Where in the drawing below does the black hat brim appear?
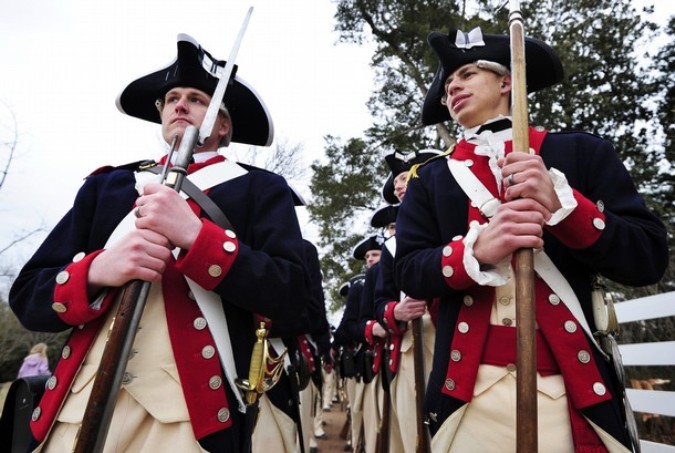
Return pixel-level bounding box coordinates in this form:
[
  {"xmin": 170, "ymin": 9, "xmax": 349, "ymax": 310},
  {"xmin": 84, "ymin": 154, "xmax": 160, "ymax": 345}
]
[
  {"xmin": 370, "ymin": 205, "xmax": 399, "ymax": 228},
  {"xmin": 116, "ymin": 34, "xmax": 274, "ymax": 146},
  {"xmin": 352, "ymin": 235, "xmax": 384, "ymax": 260},
  {"xmin": 422, "ymin": 29, "xmax": 563, "ymax": 126}
]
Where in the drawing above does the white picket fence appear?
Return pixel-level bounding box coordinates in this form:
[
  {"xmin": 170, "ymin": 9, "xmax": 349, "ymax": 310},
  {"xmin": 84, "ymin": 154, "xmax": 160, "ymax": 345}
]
[{"xmin": 616, "ymin": 291, "xmax": 675, "ymax": 452}]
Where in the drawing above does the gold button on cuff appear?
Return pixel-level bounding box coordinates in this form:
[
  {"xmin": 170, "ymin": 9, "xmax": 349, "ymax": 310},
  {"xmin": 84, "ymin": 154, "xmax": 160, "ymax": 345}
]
[
  {"xmin": 31, "ymin": 407, "xmax": 42, "ymax": 421},
  {"xmin": 564, "ymin": 321, "xmax": 577, "ymax": 333},
  {"xmin": 506, "ymin": 363, "xmax": 517, "ymax": 372},
  {"xmin": 442, "ymin": 266, "xmax": 454, "ymax": 278},
  {"xmin": 223, "ymin": 241, "xmax": 237, "ymax": 253},
  {"xmin": 499, "ymin": 296, "xmax": 511, "ymax": 306},
  {"xmin": 46, "ymin": 376, "xmax": 57, "ymax": 390},
  {"xmin": 442, "ymin": 245, "xmax": 453, "ymax": 257},
  {"xmin": 502, "ymin": 318, "xmax": 513, "ymax": 327},
  {"xmin": 62, "ymin": 345, "xmax": 72, "ymax": 359},
  {"xmin": 225, "ymin": 229, "xmax": 237, "ymax": 239},
  {"xmin": 577, "ymin": 350, "xmax": 591, "ymax": 364},
  {"xmin": 217, "ymin": 408, "xmax": 230, "ymax": 423},
  {"xmin": 457, "ymin": 322, "xmax": 469, "ymax": 334},
  {"xmin": 72, "ymin": 252, "xmax": 86, "ymax": 262},
  {"xmin": 208, "ymin": 265, "xmax": 223, "ymax": 278},
  {"xmin": 593, "ymin": 382, "xmax": 607, "ymax": 396},
  {"xmin": 450, "ymin": 350, "xmax": 461, "ymax": 362},
  {"xmin": 52, "ymin": 302, "xmax": 67, "ymax": 313},
  {"xmin": 596, "ymin": 200, "xmax": 605, "ymax": 213},
  {"xmin": 444, "ymin": 379, "xmax": 456, "ymax": 391},
  {"xmin": 209, "ymin": 376, "xmax": 223, "ymax": 390},
  {"xmin": 463, "ymin": 295, "xmax": 474, "ymax": 307},
  {"xmin": 593, "ymin": 218, "xmax": 606, "ymax": 230},
  {"xmin": 55, "ymin": 271, "xmax": 70, "ymax": 285},
  {"xmin": 202, "ymin": 345, "xmax": 216, "ymax": 359},
  {"xmin": 193, "ymin": 317, "xmax": 207, "ymax": 330},
  {"xmin": 548, "ymin": 294, "xmax": 561, "ymax": 305}
]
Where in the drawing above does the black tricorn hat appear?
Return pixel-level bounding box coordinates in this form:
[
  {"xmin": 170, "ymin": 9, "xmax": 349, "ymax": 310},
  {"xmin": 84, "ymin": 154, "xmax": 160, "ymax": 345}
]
[
  {"xmin": 381, "ymin": 149, "xmax": 444, "ymax": 204},
  {"xmin": 352, "ymin": 235, "xmax": 385, "ymax": 260},
  {"xmin": 422, "ymin": 27, "xmax": 564, "ymax": 126},
  {"xmin": 370, "ymin": 205, "xmax": 399, "ymax": 229},
  {"xmin": 116, "ymin": 33, "xmax": 274, "ymax": 146}
]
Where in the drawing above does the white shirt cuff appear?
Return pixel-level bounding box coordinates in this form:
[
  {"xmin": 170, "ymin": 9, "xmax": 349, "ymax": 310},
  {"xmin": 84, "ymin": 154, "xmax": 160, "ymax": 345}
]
[
  {"xmin": 463, "ymin": 222, "xmax": 510, "ymax": 286},
  {"xmin": 546, "ymin": 167, "xmax": 577, "ymax": 226}
]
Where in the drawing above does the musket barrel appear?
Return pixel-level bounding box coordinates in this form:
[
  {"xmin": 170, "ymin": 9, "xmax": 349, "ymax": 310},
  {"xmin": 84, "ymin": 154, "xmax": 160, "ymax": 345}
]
[{"xmin": 509, "ymin": 2, "xmax": 538, "ymax": 452}]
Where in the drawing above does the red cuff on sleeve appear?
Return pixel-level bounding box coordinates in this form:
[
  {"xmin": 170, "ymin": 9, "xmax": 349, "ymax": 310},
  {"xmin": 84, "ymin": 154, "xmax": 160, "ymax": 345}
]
[
  {"xmin": 383, "ymin": 302, "xmax": 406, "ymax": 335},
  {"xmin": 52, "ymin": 249, "xmax": 116, "ymax": 325},
  {"xmin": 441, "ymin": 240, "xmax": 474, "ymax": 290},
  {"xmin": 546, "ymin": 189, "xmax": 606, "ymax": 249},
  {"xmin": 175, "ymin": 220, "xmax": 239, "ymax": 290}
]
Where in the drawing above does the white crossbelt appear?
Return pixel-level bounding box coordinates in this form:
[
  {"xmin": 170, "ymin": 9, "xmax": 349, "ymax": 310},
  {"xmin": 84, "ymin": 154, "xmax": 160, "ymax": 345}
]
[{"xmin": 447, "ymin": 158, "xmax": 605, "ymax": 355}]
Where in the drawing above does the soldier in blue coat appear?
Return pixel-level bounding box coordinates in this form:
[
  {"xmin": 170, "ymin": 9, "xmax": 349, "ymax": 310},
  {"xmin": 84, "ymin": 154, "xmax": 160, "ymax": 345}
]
[
  {"xmin": 394, "ymin": 27, "xmax": 668, "ymax": 452},
  {"xmin": 9, "ymin": 34, "xmax": 309, "ymax": 452}
]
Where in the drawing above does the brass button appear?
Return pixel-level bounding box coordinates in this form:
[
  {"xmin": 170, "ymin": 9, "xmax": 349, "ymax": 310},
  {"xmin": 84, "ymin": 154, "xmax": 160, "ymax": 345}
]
[
  {"xmin": 208, "ymin": 265, "xmax": 223, "ymax": 278},
  {"xmin": 61, "ymin": 345, "xmax": 72, "ymax": 359},
  {"xmin": 464, "ymin": 159, "xmax": 474, "ymax": 167},
  {"xmin": 444, "ymin": 379, "xmax": 456, "ymax": 391},
  {"xmin": 502, "ymin": 318, "xmax": 513, "ymax": 327},
  {"xmin": 564, "ymin": 321, "xmax": 577, "ymax": 333},
  {"xmin": 593, "ymin": 218, "xmax": 606, "ymax": 230},
  {"xmin": 442, "ymin": 266, "xmax": 454, "ymax": 278},
  {"xmin": 499, "ymin": 296, "xmax": 511, "ymax": 306},
  {"xmin": 209, "ymin": 375, "xmax": 223, "ymax": 390},
  {"xmin": 55, "ymin": 271, "xmax": 70, "ymax": 285},
  {"xmin": 577, "ymin": 350, "xmax": 591, "ymax": 364},
  {"xmin": 450, "ymin": 350, "xmax": 461, "ymax": 362},
  {"xmin": 389, "ymin": 359, "xmax": 394, "ymax": 366},
  {"xmin": 506, "ymin": 363, "xmax": 517, "ymax": 372},
  {"xmin": 225, "ymin": 229, "xmax": 237, "ymax": 239},
  {"xmin": 193, "ymin": 317, "xmax": 207, "ymax": 330},
  {"xmin": 52, "ymin": 302, "xmax": 67, "ymax": 313},
  {"xmin": 223, "ymin": 241, "xmax": 237, "ymax": 253},
  {"xmin": 202, "ymin": 345, "xmax": 216, "ymax": 359},
  {"xmin": 46, "ymin": 376, "xmax": 57, "ymax": 390},
  {"xmin": 593, "ymin": 382, "xmax": 606, "ymax": 396},
  {"xmin": 457, "ymin": 322, "xmax": 469, "ymax": 334},
  {"xmin": 463, "ymin": 295, "xmax": 474, "ymax": 307},
  {"xmin": 548, "ymin": 294, "xmax": 561, "ymax": 305},
  {"xmin": 31, "ymin": 407, "xmax": 42, "ymax": 421},
  {"xmin": 389, "ymin": 343, "xmax": 395, "ymax": 351},
  {"xmin": 442, "ymin": 245, "xmax": 453, "ymax": 257},
  {"xmin": 217, "ymin": 408, "xmax": 230, "ymax": 423},
  {"xmin": 72, "ymin": 252, "xmax": 86, "ymax": 262},
  {"xmin": 452, "ymin": 235, "xmax": 463, "ymax": 242}
]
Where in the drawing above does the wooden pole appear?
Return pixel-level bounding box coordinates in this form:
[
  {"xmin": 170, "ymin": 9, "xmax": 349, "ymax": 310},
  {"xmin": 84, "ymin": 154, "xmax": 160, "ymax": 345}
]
[{"xmin": 509, "ymin": 1, "xmax": 538, "ymax": 452}]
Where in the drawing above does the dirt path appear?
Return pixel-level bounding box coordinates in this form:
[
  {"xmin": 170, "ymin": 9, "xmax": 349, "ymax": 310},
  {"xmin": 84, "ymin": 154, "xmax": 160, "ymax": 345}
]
[{"xmin": 314, "ymin": 400, "xmax": 351, "ymax": 452}]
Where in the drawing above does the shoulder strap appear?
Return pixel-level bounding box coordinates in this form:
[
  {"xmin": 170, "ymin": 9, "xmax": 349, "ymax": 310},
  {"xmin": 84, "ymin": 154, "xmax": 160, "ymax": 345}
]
[{"xmin": 146, "ymin": 166, "xmax": 234, "ymax": 230}]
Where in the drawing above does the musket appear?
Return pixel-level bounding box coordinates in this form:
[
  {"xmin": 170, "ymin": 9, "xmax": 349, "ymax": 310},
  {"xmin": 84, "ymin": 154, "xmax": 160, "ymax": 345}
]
[
  {"xmin": 411, "ymin": 315, "xmax": 431, "ymax": 453},
  {"xmin": 74, "ymin": 8, "xmax": 253, "ymax": 452},
  {"xmin": 508, "ymin": 1, "xmax": 538, "ymax": 452}
]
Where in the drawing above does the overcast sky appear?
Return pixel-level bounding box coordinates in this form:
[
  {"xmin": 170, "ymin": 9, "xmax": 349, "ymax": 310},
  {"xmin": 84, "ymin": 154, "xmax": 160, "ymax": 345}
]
[
  {"xmin": 1, "ymin": 0, "xmax": 673, "ymax": 281},
  {"xmin": 0, "ymin": 0, "xmax": 378, "ymax": 268}
]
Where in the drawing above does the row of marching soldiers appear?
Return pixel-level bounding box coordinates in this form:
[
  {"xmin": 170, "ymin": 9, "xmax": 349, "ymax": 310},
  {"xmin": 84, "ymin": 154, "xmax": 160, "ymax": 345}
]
[
  {"xmin": 250, "ymin": 148, "xmax": 440, "ymax": 453},
  {"xmin": 331, "ymin": 149, "xmax": 441, "ymax": 453}
]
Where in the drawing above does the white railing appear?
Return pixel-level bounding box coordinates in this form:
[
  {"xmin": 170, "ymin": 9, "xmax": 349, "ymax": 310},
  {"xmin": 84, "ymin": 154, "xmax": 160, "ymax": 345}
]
[{"xmin": 616, "ymin": 291, "xmax": 675, "ymax": 452}]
